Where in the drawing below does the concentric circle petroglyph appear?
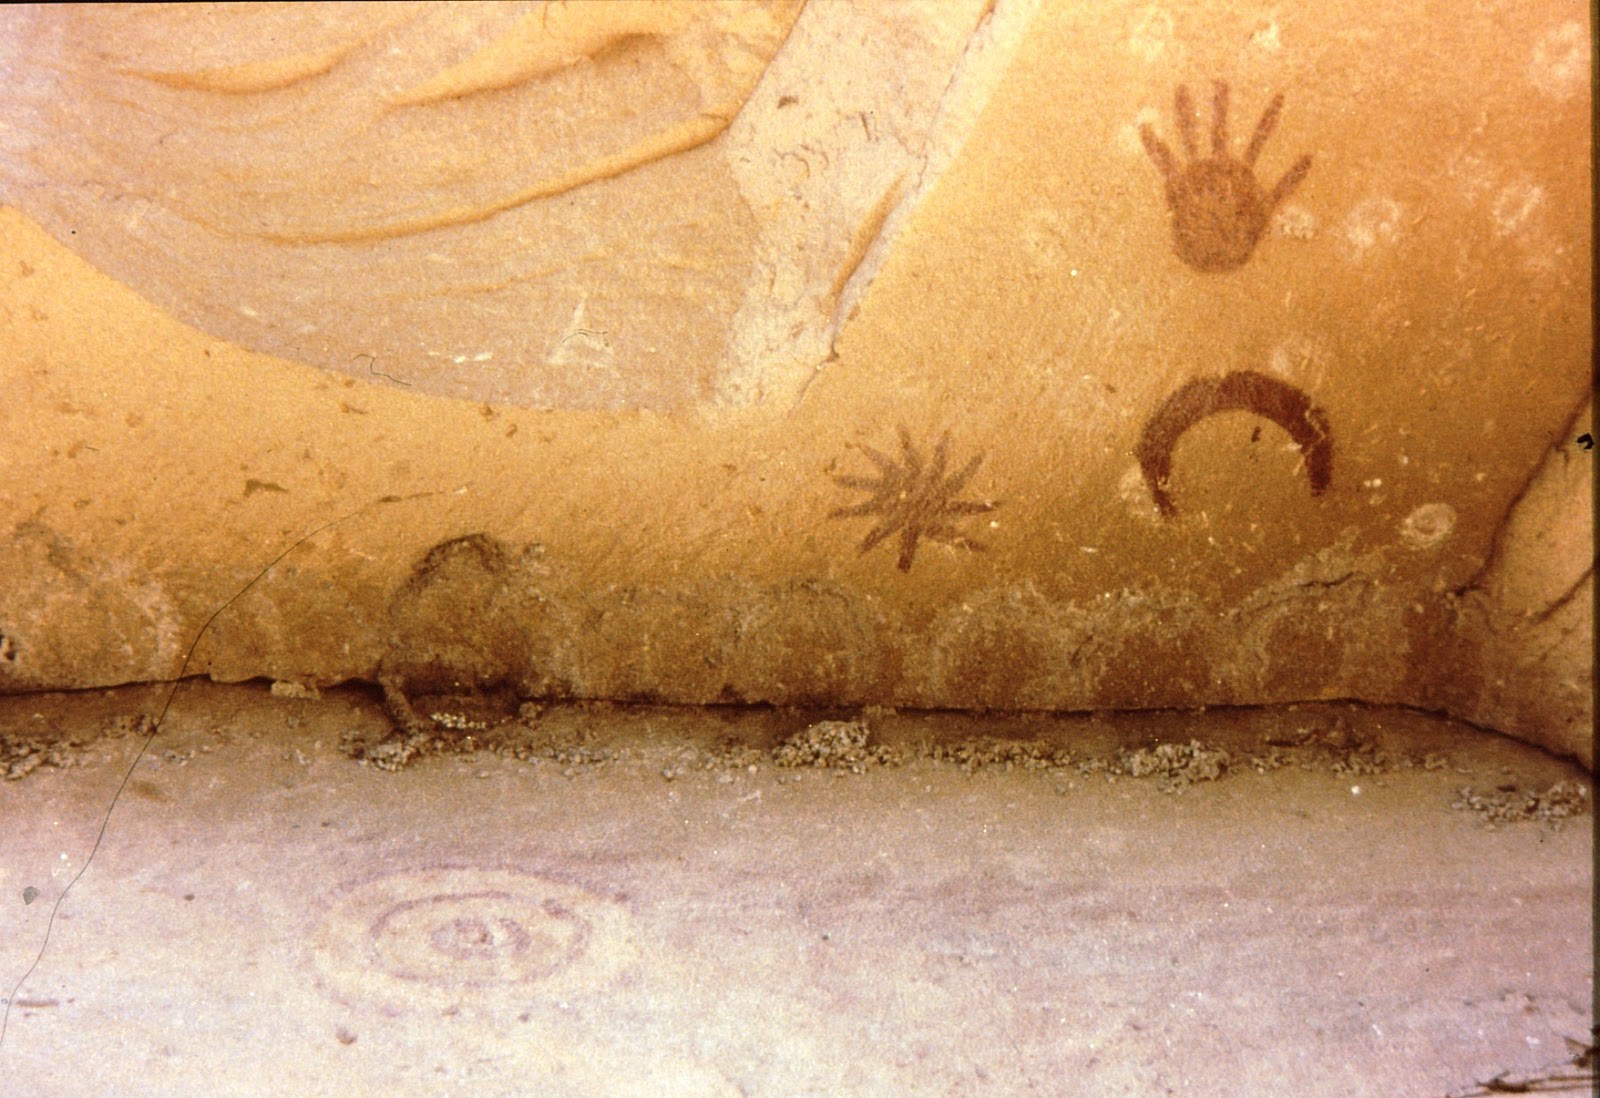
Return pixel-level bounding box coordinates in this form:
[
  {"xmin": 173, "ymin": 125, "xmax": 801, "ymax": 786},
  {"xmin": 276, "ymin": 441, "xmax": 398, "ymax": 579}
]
[
  {"xmin": 311, "ymin": 868, "xmax": 634, "ymax": 1010},
  {"xmin": 1399, "ymin": 502, "xmax": 1457, "ymax": 551}
]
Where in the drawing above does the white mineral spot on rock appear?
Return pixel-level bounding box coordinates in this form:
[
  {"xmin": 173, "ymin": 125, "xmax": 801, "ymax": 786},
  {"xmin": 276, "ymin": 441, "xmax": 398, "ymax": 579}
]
[
  {"xmin": 1266, "ymin": 333, "xmax": 1332, "ymax": 389},
  {"xmin": 1400, "ymin": 502, "xmax": 1457, "ymax": 550},
  {"xmin": 1274, "ymin": 204, "xmax": 1317, "ymax": 241},
  {"xmin": 1126, "ymin": 7, "xmax": 1174, "ymax": 63},
  {"xmin": 1341, "ymin": 198, "xmax": 1404, "ymax": 256},
  {"xmin": 1250, "ymin": 20, "xmax": 1282, "ymax": 52},
  {"xmin": 1528, "ymin": 21, "xmax": 1589, "ymax": 100},
  {"xmin": 1492, "ymin": 183, "xmax": 1546, "ymax": 237}
]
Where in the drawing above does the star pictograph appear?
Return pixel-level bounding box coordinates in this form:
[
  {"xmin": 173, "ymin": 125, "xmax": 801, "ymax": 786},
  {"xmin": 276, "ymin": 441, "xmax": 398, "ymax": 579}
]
[{"xmin": 829, "ymin": 427, "xmax": 999, "ymax": 572}]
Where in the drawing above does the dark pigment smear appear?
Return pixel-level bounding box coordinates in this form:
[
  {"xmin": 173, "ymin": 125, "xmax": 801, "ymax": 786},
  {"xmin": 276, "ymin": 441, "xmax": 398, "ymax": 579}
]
[{"xmin": 1135, "ymin": 370, "xmax": 1332, "ymax": 518}]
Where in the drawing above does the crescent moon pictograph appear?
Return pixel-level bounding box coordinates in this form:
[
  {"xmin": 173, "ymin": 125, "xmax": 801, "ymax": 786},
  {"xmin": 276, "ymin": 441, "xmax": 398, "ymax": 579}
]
[{"xmin": 1135, "ymin": 370, "xmax": 1333, "ymax": 518}]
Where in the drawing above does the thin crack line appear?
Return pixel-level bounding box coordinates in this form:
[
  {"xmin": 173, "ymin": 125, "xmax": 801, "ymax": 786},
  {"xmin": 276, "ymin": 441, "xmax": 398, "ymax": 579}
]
[{"xmin": 0, "ymin": 492, "xmax": 437, "ymax": 1053}]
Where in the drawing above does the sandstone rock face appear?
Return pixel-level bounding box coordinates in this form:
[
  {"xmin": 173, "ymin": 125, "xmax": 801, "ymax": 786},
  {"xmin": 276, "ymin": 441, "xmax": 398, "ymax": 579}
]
[
  {"xmin": 0, "ymin": 1, "xmax": 1590, "ymax": 763},
  {"xmin": 0, "ymin": 0, "xmax": 989, "ymax": 409}
]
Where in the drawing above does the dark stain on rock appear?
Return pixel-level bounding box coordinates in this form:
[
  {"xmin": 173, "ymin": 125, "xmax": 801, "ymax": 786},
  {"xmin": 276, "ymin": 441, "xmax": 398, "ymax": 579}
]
[
  {"xmin": 383, "ymin": 533, "xmax": 530, "ymax": 697},
  {"xmin": 128, "ymin": 779, "xmax": 170, "ymax": 803},
  {"xmin": 243, "ymin": 479, "xmax": 288, "ymax": 497}
]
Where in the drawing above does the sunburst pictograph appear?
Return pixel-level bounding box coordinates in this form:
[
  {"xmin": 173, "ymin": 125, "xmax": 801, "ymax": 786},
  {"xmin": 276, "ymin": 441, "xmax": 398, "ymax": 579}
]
[{"xmin": 829, "ymin": 426, "xmax": 999, "ymax": 573}]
